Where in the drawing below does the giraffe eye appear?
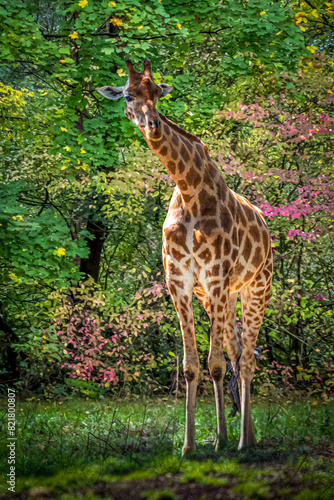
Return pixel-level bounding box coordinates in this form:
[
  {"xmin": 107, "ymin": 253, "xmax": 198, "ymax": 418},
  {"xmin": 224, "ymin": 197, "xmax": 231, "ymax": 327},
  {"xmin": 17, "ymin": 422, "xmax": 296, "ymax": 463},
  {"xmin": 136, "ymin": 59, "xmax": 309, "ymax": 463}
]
[{"xmin": 125, "ymin": 95, "xmax": 133, "ymax": 102}]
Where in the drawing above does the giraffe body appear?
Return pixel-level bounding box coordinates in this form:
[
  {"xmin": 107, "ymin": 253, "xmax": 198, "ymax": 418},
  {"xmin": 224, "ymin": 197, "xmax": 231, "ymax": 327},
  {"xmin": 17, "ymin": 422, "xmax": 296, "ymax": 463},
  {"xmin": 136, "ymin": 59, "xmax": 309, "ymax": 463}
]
[{"xmin": 98, "ymin": 59, "xmax": 273, "ymax": 453}]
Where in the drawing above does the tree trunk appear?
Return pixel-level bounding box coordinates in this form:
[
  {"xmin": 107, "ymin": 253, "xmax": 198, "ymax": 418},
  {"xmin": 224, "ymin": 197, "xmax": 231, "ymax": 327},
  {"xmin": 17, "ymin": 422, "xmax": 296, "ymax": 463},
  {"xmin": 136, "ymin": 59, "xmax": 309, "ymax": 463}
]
[
  {"xmin": 0, "ymin": 302, "xmax": 20, "ymax": 382},
  {"xmin": 79, "ymin": 217, "xmax": 105, "ymax": 282}
]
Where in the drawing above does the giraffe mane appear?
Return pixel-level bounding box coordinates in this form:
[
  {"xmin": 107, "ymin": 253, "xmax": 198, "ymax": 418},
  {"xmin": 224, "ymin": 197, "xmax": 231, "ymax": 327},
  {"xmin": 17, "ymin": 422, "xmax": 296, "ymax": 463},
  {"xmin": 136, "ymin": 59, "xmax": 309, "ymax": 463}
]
[{"xmin": 158, "ymin": 113, "xmax": 204, "ymax": 146}]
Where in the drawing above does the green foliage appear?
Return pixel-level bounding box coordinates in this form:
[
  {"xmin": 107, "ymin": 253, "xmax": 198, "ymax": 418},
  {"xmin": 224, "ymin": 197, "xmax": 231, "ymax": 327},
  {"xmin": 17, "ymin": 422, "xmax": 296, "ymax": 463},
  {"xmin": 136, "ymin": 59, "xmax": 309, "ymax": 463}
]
[
  {"xmin": 233, "ymin": 482, "xmax": 270, "ymax": 499},
  {"xmin": 142, "ymin": 489, "xmax": 177, "ymax": 500},
  {"xmin": 0, "ymin": 0, "xmax": 333, "ymax": 401}
]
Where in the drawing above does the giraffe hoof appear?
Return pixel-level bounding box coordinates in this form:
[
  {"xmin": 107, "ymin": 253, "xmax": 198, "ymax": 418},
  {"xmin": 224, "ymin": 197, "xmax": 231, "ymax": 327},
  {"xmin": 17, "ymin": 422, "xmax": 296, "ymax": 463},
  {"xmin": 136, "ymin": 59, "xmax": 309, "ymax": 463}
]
[
  {"xmin": 215, "ymin": 436, "xmax": 228, "ymax": 452},
  {"xmin": 182, "ymin": 444, "xmax": 196, "ymax": 456},
  {"xmin": 238, "ymin": 437, "xmax": 257, "ymax": 451}
]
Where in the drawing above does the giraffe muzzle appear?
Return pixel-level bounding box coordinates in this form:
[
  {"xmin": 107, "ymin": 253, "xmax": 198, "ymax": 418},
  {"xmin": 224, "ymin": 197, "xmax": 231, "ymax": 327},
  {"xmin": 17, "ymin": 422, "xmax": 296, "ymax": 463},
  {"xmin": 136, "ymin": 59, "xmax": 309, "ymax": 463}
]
[
  {"xmin": 146, "ymin": 119, "xmax": 163, "ymax": 141},
  {"xmin": 148, "ymin": 119, "xmax": 161, "ymax": 128}
]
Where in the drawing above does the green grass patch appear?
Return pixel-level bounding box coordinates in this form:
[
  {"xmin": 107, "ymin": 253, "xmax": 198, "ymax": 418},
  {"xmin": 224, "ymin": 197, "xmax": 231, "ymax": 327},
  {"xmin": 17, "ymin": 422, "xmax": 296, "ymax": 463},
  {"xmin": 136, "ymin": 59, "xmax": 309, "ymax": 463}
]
[{"xmin": 0, "ymin": 397, "xmax": 333, "ymax": 499}]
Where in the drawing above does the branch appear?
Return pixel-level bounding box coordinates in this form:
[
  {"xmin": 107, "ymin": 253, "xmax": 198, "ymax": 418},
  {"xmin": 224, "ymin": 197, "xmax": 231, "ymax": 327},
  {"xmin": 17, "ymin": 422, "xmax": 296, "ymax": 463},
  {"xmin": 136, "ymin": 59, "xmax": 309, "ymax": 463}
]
[
  {"xmin": 37, "ymin": 185, "xmax": 50, "ymax": 216},
  {"xmin": 39, "ymin": 26, "xmax": 233, "ymax": 42},
  {"xmin": 0, "ymin": 115, "xmax": 28, "ymax": 121},
  {"xmin": 48, "ymin": 199, "xmax": 76, "ymax": 241},
  {"xmin": 19, "ymin": 62, "xmax": 62, "ymax": 95}
]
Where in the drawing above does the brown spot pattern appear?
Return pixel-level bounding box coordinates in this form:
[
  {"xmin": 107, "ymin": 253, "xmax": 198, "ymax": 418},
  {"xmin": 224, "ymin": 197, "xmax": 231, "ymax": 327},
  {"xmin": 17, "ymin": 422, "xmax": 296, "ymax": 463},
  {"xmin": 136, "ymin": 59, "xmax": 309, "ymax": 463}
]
[
  {"xmin": 180, "ymin": 143, "xmax": 190, "ymax": 162},
  {"xmin": 198, "ymin": 248, "xmax": 212, "ymax": 264},
  {"xmin": 243, "ymin": 236, "xmax": 252, "ymax": 261},
  {"xmin": 213, "ymin": 235, "xmax": 223, "ymax": 259}
]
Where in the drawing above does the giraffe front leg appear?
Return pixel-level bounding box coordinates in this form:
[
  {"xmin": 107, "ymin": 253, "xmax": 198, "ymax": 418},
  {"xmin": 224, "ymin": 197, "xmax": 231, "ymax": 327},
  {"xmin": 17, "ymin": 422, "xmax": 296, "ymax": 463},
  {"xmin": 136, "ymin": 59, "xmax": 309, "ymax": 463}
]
[
  {"xmin": 208, "ymin": 290, "xmax": 230, "ymax": 451},
  {"xmin": 167, "ymin": 276, "xmax": 199, "ymax": 455},
  {"xmin": 238, "ymin": 356, "xmax": 256, "ymax": 449},
  {"xmin": 183, "ymin": 353, "xmax": 199, "ymax": 455},
  {"xmin": 181, "ymin": 315, "xmax": 199, "ymax": 456},
  {"xmin": 211, "ymin": 360, "xmax": 227, "ymax": 451}
]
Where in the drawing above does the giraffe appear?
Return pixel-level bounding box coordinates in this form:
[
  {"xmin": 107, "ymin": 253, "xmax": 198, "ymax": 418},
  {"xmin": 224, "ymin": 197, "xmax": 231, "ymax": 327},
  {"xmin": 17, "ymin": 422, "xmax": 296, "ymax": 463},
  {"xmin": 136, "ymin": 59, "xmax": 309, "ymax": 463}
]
[{"xmin": 98, "ymin": 59, "xmax": 273, "ymax": 454}]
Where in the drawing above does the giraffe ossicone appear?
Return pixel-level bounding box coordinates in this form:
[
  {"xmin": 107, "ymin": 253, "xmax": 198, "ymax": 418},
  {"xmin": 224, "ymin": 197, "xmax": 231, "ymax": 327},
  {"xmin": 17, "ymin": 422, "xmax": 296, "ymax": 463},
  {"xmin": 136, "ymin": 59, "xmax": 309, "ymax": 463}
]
[{"xmin": 98, "ymin": 59, "xmax": 273, "ymax": 454}]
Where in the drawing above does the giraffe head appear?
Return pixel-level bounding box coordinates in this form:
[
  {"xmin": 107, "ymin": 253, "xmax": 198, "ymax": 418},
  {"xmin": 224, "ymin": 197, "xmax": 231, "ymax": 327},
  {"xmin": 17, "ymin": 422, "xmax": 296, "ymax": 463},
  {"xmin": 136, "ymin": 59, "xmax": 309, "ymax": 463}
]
[{"xmin": 97, "ymin": 59, "xmax": 173, "ymax": 142}]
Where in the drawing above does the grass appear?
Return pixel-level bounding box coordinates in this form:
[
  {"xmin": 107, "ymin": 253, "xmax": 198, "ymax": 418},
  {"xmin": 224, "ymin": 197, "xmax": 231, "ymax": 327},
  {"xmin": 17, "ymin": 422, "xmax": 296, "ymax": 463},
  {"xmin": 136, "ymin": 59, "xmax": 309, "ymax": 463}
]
[{"xmin": 0, "ymin": 396, "xmax": 333, "ymax": 499}]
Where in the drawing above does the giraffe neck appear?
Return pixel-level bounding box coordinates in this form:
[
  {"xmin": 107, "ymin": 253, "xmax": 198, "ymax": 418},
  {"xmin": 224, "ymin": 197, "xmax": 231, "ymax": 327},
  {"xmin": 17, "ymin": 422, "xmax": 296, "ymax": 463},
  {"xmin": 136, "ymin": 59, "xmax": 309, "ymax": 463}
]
[{"xmin": 140, "ymin": 113, "xmax": 228, "ymax": 209}]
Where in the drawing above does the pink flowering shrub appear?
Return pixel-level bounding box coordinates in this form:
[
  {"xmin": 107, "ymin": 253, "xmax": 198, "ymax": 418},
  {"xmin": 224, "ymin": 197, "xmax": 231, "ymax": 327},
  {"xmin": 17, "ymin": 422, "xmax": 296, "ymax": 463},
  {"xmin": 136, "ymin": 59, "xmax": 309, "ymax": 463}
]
[
  {"xmin": 57, "ymin": 311, "xmax": 118, "ymax": 386},
  {"xmin": 53, "ymin": 282, "xmax": 181, "ymax": 392}
]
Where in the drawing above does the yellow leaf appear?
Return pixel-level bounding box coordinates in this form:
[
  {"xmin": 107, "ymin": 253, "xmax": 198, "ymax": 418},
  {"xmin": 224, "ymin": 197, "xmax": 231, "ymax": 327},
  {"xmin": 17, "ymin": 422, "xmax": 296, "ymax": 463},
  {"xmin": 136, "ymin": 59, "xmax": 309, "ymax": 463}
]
[
  {"xmin": 300, "ymin": 26, "xmax": 306, "ymax": 31},
  {"xmin": 60, "ymin": 127, "xmax": 67, "ymax": 132},
  {"xmin": 260, "ymin": 10, "xmax": 266, "ymax": 15},
  {"xmin": 64, "ymin": 146, "xmax": 71, "ymax": 152},
  {"xmin": 307, "ymin": 45, "xmax": 318, "ymax": 53},
  {"xmin": 69, "ymin": 31, "xmax": 79, "ymax": 39},
  {"xmin": 117, "ymin": 68, "xmax": 126, "ymax": 77},
  {"xmin": 61, "ymin": 166, "xmax": 66, "ymax": 170},
  {"xmin": 55, "ymin": 248, "xmax": 66, "ymax": 256},
  {"xmin": 276, "ymin": 31, "xmax": 282, "ymax": 35},
  {"xmin": 176, "ymin": 23, "xmax": 182, "ymax": 29},
  {"xmin": 138, "ymin": 25, "xmax": 144, "ymax": 30},
  {"xmin": 110, "ymin": 17, "xmax": 122, "ymax": 26},
  {"xmin": 80, "ymin": 148, "xmax": 86, "ymax": 153},
  {"xmin": 78, "ymin": 0, "xmax": 88, "ymax": 7},
  {"xmin": 109, "ymin": 1, "xmax": 116, "ymax": 6}
]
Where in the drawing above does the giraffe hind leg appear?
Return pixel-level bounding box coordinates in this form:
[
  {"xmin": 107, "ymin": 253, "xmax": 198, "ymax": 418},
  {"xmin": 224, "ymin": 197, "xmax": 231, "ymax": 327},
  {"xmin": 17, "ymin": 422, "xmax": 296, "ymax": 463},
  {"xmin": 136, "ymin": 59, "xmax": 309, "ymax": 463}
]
[
  {"xmin": 195, "ymin": 287, "xmax": 243, "ymax": 449},
  {"xmin": 238, "ymin": 256, "xmax": 272, "ymax": 449},
  {"xmin": 195, "ymin": 285, "xmax": 228, "ymax": 448},
  {"xmin": 223, "ymin": 294, "xmax": 242, "ymax": 417}
]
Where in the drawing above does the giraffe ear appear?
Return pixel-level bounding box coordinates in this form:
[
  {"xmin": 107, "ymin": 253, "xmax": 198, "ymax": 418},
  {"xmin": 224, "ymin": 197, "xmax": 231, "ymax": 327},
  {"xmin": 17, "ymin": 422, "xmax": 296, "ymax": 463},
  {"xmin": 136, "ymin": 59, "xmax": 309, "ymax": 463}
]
[
  {"xmin": 158, "ymin": 84, "xmax": 173, "ymax": 98},
  {"xmin": 97, "ymin": 86, "xmax": 124, "ymax": 100}
]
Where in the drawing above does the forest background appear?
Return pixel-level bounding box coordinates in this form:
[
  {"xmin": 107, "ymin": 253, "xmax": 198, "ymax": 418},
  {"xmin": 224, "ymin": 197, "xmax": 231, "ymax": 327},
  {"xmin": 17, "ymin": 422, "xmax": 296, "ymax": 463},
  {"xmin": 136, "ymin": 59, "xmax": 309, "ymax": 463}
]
[{"xmin": 0, "ymin": 0, "xmax": 333, "ymax": 404}]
